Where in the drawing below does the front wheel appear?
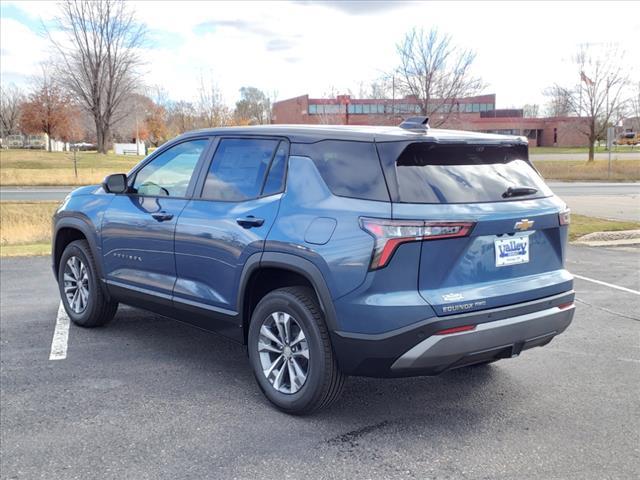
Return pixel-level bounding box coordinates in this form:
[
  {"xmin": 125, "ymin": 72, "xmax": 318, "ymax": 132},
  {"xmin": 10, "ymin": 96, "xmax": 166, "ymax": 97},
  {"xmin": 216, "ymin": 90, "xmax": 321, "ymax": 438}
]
[
  {"xmin": 58, "ymin": 239, "xmax": 118, "ymax": 327},
  {"xmin": 248, "ymin": 287, "xmax": 345, "ymax": 415}
]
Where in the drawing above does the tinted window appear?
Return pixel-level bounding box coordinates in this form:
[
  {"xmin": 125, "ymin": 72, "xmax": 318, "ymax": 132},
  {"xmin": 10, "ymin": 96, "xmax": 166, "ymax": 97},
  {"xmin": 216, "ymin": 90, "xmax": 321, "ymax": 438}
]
[
  {"xmin": 262, "ymin": 142, "xmax": 288, "ymax": 196},
  {"xmin": 202, "ymin": 138, "xmax": 278, "ymax": 201},
  {"xmin": 133, "ymin": 139, "xmax": 207, "ymax": 197},
  {"xmin": 392, "ymin": 142, "xmax": 551, "ymax": 204},
  {"xmin": 305, "ymin": 140, "xmax": 389, "ymax": 201}
]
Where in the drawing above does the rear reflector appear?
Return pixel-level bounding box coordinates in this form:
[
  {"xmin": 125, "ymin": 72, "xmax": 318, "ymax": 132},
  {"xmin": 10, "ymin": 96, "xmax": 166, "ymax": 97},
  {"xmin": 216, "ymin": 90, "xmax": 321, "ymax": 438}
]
[
  {"xmin": 360, "ymin": 217, "xmax": 475, "ymax": 269},
  {"xmin": 558, "ymin": 302, "xmax": 574, "ymax": 310},
  {"xmin": 559, "ymin": 208, "xmax": 571, "ymax": 226},
  {"xmin": 435, "ymin": 324, "xmax": 476, "ymax": 335}
]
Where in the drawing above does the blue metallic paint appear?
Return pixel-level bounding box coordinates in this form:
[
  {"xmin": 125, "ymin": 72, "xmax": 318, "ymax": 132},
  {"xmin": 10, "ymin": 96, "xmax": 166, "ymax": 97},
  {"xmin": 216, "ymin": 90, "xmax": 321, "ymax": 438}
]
[
  {"xmin": 174, "ymin": 194, "xmax": 282, "ymax": 313},
  {"xmin": 101, "ymin": 195, "xmax": 189, "ymax": 298},
  {"xmin": 264, "ymin": 156, "xmax": 388, "ymax": 300}
]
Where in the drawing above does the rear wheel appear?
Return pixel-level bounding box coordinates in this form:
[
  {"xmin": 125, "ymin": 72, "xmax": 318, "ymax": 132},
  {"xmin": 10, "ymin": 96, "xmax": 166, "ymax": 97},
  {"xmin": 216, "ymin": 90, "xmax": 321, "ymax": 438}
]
[
  {"xmin": 58, "ymin": 240, "xmax": 118, "ymax": 327},
  {"xmin": 248, "ymin": 287, "xmax": 345, "ymax": 415}
]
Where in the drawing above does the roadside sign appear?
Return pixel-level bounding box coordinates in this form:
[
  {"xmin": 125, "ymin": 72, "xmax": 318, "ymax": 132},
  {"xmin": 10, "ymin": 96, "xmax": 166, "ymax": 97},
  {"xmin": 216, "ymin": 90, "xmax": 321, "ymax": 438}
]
[{"xmin": 606, "ymin": 126, "xmax": 615, "ymax": 149}]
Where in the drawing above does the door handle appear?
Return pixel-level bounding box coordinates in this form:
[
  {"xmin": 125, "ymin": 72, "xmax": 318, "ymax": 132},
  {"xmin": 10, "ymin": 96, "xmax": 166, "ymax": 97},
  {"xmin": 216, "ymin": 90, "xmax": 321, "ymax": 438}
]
[
  {"xmin": 236, "ymin": 216, "xmax": 264, "ymax": 228},
  {"xmin": 151, "ymin": 211, "xmax": 174, "ymax": 222}
]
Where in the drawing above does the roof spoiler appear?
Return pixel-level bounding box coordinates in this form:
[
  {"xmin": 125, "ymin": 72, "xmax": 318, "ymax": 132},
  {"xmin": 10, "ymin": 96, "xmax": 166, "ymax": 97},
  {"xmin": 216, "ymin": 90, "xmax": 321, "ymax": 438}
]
[{"xmin": 399, "ymin": 116, "xmax": 430, "ymax": 132}]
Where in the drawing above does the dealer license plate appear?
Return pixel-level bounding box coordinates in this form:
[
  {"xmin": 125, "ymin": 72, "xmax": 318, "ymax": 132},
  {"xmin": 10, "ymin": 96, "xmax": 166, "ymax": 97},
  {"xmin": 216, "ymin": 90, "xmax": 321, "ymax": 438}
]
[{"xmin": 495, "ymin": 235, "xmax": 530, "ymax": 267}]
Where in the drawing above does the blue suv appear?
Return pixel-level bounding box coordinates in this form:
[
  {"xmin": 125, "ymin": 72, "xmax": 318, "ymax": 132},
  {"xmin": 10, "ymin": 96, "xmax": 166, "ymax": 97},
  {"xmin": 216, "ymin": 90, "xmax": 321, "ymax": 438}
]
[{"xmin": 53, "ymin": 119, "xmax": 575, "ymax": 414}]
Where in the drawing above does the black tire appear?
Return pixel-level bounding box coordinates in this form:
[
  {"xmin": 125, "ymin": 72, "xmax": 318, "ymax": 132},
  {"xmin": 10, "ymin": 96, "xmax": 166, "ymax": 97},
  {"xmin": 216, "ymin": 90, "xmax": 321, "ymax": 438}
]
[
  {"xmin": 58, "ymin": 239, "xmax": 118, "ymax": 327},
  {"xmin": 248, "ymin": 286, "xmax": 345, "ymax": 415}
]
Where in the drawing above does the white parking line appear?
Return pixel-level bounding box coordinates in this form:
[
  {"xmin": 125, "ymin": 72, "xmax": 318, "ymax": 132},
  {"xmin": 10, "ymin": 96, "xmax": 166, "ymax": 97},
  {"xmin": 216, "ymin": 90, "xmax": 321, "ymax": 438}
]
[
  {"xmin": 49, "ymin": 302, "xmax": 70, "ymax": 360},
  {"xmin": 573, "ymin": 274, "xmax": 640, "ymax": 296}
]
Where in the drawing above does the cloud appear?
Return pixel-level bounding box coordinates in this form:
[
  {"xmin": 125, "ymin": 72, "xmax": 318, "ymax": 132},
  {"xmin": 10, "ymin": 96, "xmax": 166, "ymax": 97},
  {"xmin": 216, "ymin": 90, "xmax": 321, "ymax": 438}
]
[
  {"xmin": 266, "ymin": 38, "xmax": 297, "ymax": 52},
  {"xmin": 0, "ymin": 17, "xmax": 49, "ymax": 82},
  {"xmin": 299, "ymin": 0, "xmax": 410, "ymax": 15},
  {"xmin": 195, "ymin": 19, "xmax": 273, "ymax": 38}
]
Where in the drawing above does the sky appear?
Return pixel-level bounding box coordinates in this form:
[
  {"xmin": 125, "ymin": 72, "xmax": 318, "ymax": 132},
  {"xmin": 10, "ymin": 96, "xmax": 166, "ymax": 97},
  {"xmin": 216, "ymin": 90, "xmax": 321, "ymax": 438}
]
[{"xmin": 1, "ymin": 0, "xmax": 639, "ymax": 110}]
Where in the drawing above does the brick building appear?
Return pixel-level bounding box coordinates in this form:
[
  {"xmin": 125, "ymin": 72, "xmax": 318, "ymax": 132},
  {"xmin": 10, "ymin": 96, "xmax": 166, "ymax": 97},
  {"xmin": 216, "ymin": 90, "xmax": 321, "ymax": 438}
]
[{"xmin": 271, "ymin": 93, "xmax": 590, "ymax": 147}]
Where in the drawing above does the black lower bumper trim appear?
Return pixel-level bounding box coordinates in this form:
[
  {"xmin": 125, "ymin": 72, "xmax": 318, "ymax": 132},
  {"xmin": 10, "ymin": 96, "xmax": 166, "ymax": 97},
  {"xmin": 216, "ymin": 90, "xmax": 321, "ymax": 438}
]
[{"xmin": 331, "ymin": 290, "xmax": 575, "ymax": 377}]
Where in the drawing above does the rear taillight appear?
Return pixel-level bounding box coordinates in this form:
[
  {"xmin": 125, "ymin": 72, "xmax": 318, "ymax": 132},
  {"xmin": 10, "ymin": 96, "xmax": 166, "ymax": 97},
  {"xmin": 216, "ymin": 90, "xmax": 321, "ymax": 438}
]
[
  {"xmin": 360, "ymin": 217, "xmax": 475, "ymax": 270},
  {"xmin": 559, "ymin": 208, "xmax": 571, "ymax": 226}
]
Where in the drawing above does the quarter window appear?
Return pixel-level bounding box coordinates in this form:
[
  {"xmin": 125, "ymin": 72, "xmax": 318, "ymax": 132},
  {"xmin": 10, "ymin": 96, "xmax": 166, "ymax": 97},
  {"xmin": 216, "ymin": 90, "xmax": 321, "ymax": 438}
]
[
  {"xmin": 133, "ymin": 139, "xmax": 207, "ymax": 197},
  {"xmin": 304, "ymin": 140, "xmax": 389, "ymax": 201},
  {"xmin": 202, "ymin": 138, "xmax": 279, "ymax": 201}
]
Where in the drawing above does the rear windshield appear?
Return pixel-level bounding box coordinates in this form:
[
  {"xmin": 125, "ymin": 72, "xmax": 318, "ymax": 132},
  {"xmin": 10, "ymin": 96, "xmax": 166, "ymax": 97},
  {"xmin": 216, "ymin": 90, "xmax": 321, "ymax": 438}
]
[{"xmin": 390, "ymin": 142, "xmax": 551, "ymax": 204}]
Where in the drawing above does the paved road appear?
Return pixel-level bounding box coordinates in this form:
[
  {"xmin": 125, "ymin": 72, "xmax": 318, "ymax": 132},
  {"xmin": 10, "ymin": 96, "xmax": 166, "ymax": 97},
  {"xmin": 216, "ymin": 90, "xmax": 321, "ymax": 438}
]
[
  {"xmin": 547, "ymin": 182, "xmax": 640, "ymax": 222},
  {"xmin": 547, "ymin": 182, "xmax": 640, "ymax": 197},
  {"xmin": 531, "ymin": 151, "xmax": 640, "ymax": 161},
  {"xmin": 1, "ymin": 246, "xmax": 639, "ymax": 479},
  {"xmin": 0, "ymin": 186, "xmax": 74, "ymax": 202}
]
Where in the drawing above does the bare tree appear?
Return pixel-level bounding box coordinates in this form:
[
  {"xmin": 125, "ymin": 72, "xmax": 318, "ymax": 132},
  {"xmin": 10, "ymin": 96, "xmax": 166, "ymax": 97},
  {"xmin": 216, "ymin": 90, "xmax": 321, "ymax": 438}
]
[
  {"xmin": 197, "ymin": 76, "xmax": 231, "ymax": 128},
  {"xmin": 49, "ymin": 0, "xmax": 146, "ymax": 153},
  {"xmin": 543, "ymin": 86, "xmax": 573, "ymax": 117},
  {"xmin": 167, "ymin": 100, "xmax": 197, "ymax": 135},
  {"xmin": 552, "ymin": 44, "xmax": 630, "ymax": 161},
  {"xmin": 631, "ymin": 81, "xmax": 640, "ymax": 131},
  {"xmin": 522, "ymin": 104, "xmax": 540, "ymax": 118},
  {"xmin": 355, "ymin": 78, "xmax": 393, "ymax": 99},
  {"xmin": 393, "ymin": 28, "xmax": 484, "ymax": 127},
  {"xmin": 0, "ymin": 84, "xmax": 24, "ymax": 137}
]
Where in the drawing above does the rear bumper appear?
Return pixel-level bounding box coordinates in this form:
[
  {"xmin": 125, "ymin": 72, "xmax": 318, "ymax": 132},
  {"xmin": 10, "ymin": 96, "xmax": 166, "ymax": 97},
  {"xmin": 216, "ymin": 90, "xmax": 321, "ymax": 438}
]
[
  {"xmin": 391, "ymin": 303, "xmax": 573, "ymax": 373},
  {"xmin": 331, "ymin": 290, "xmax": 575, "ymax": 377}
]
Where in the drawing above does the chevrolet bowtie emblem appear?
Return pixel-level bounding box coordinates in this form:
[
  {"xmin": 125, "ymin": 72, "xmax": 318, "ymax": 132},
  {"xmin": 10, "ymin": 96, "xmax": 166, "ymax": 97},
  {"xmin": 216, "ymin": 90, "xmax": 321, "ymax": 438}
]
[{"xmin": 514, "ymin": 219, "xmax": 535, "ymax": 231}]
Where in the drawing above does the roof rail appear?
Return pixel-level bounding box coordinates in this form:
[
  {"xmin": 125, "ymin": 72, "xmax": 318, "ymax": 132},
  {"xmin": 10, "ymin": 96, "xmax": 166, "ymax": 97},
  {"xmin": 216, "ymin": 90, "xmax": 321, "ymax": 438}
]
[{"xmin": 399, "ymin": 116, "xmax": 430, "ymax": 132}]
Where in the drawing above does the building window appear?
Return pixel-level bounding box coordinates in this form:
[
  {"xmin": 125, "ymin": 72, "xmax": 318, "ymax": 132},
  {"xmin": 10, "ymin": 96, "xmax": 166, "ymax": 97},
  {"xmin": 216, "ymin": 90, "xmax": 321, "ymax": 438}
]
[
  {"xmin": 480, "ymin": 103, "xmax": 487, "ymax": 112},
  {"xmin": 324, "ymin": 104, "xmax": 339, "ymax": 114},
  {"xmin": 362, "ymin": 104, "xmax": 370, "ymax": 114},
  {"xmin": 487, "ymin": 104, "xmax": 494, "ymax": 111},
  {"xmin": 472, "ymin": 103, "xmax": 480, "ymax": 112},
  {"xmin": 355, "ymin": 104, "xmax": 363, "ymax": 114},
  {"xmin": 309, "ymin": 104, "xmax": 317, "ymax": 114}
]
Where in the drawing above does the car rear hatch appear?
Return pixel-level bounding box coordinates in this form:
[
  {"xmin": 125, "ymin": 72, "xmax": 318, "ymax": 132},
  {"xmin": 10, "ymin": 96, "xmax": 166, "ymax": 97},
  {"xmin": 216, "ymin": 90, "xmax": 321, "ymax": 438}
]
[{"xmin": 376, "ymin": 140, "xmax": 572, "ymax": 316}]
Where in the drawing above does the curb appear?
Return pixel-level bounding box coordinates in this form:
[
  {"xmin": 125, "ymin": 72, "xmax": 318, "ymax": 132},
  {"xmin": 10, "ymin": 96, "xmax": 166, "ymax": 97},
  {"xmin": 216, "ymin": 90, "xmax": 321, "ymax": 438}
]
[
  {"xmin": 572, "ymin": 238, "xmax": 640, "ymax": 247},
  {"xmin": 572, "ymin": 229, "xmax": 640, "ymax": 247}
]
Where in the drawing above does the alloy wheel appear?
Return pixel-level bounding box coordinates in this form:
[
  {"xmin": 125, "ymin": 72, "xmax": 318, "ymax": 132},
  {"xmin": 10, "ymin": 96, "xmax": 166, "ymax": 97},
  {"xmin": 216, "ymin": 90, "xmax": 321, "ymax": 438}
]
[
  {"xmin": 63, "ymin": 256, "xmax": 89, "ymax": 314},
  {"xmin": 258, "ymin": 311, "xmax": 310, "ymax": 394}
]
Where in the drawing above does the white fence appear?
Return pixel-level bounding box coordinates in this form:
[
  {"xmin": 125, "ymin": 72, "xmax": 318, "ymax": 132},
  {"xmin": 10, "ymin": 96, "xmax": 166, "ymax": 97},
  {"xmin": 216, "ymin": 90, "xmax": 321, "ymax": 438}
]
[{"xmin": 114, "ymin": 141, "xmax": 145, "ymax": 155}]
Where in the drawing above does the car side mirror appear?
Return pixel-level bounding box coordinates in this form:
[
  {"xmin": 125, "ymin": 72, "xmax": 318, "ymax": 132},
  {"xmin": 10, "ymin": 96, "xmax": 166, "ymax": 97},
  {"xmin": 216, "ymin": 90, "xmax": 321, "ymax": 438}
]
[{"xmin": 102, "ymin": 173, "xmax": 128, "ymax": 194}]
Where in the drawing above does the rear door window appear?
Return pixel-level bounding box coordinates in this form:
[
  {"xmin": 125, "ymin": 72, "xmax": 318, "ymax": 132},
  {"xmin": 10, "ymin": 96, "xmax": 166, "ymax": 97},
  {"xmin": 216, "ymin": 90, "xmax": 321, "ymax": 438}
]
[
  {"xmin": 385, "ymin": 142, "xmax": 551, "ymax": 204},
  {"xmin": 201, "ymin": 138, "xmax": 279, "ymax": 201}
]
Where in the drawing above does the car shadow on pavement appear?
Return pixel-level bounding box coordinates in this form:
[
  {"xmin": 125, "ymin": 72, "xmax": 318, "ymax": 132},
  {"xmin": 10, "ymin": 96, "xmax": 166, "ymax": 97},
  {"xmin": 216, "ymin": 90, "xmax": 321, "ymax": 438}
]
[{"xmin": 96, "ymin": 306, "xmax": 525, "ymax": 428}]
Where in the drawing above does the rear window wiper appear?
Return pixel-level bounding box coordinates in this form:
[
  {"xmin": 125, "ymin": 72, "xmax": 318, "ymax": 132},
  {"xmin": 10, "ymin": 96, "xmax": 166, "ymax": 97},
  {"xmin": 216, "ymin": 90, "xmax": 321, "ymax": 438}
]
[{"xmin": 502, "ymin": 186, "xmax": 538, "ymax": 198}]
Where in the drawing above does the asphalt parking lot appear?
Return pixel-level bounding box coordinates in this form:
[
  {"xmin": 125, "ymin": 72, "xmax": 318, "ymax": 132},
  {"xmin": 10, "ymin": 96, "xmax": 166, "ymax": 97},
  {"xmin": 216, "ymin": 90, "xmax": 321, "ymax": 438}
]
[{"xmin": 1, "ymin": 245, "xmax": 639, "ymax": 479}]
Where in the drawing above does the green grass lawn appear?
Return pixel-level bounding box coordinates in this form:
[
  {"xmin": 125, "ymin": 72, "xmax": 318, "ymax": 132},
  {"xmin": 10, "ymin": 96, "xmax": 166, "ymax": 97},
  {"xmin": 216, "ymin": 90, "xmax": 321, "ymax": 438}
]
[
  {"xmin": 569, "ymin": 214, "xmax": 640, "ymax": 241},
  {"xmin": 0, "ymin": 149, "xmax": 143, "ymax": 186},
  {"xmin": 532, "ymin": 159, "xmax": 640, "ymax": 181}
]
